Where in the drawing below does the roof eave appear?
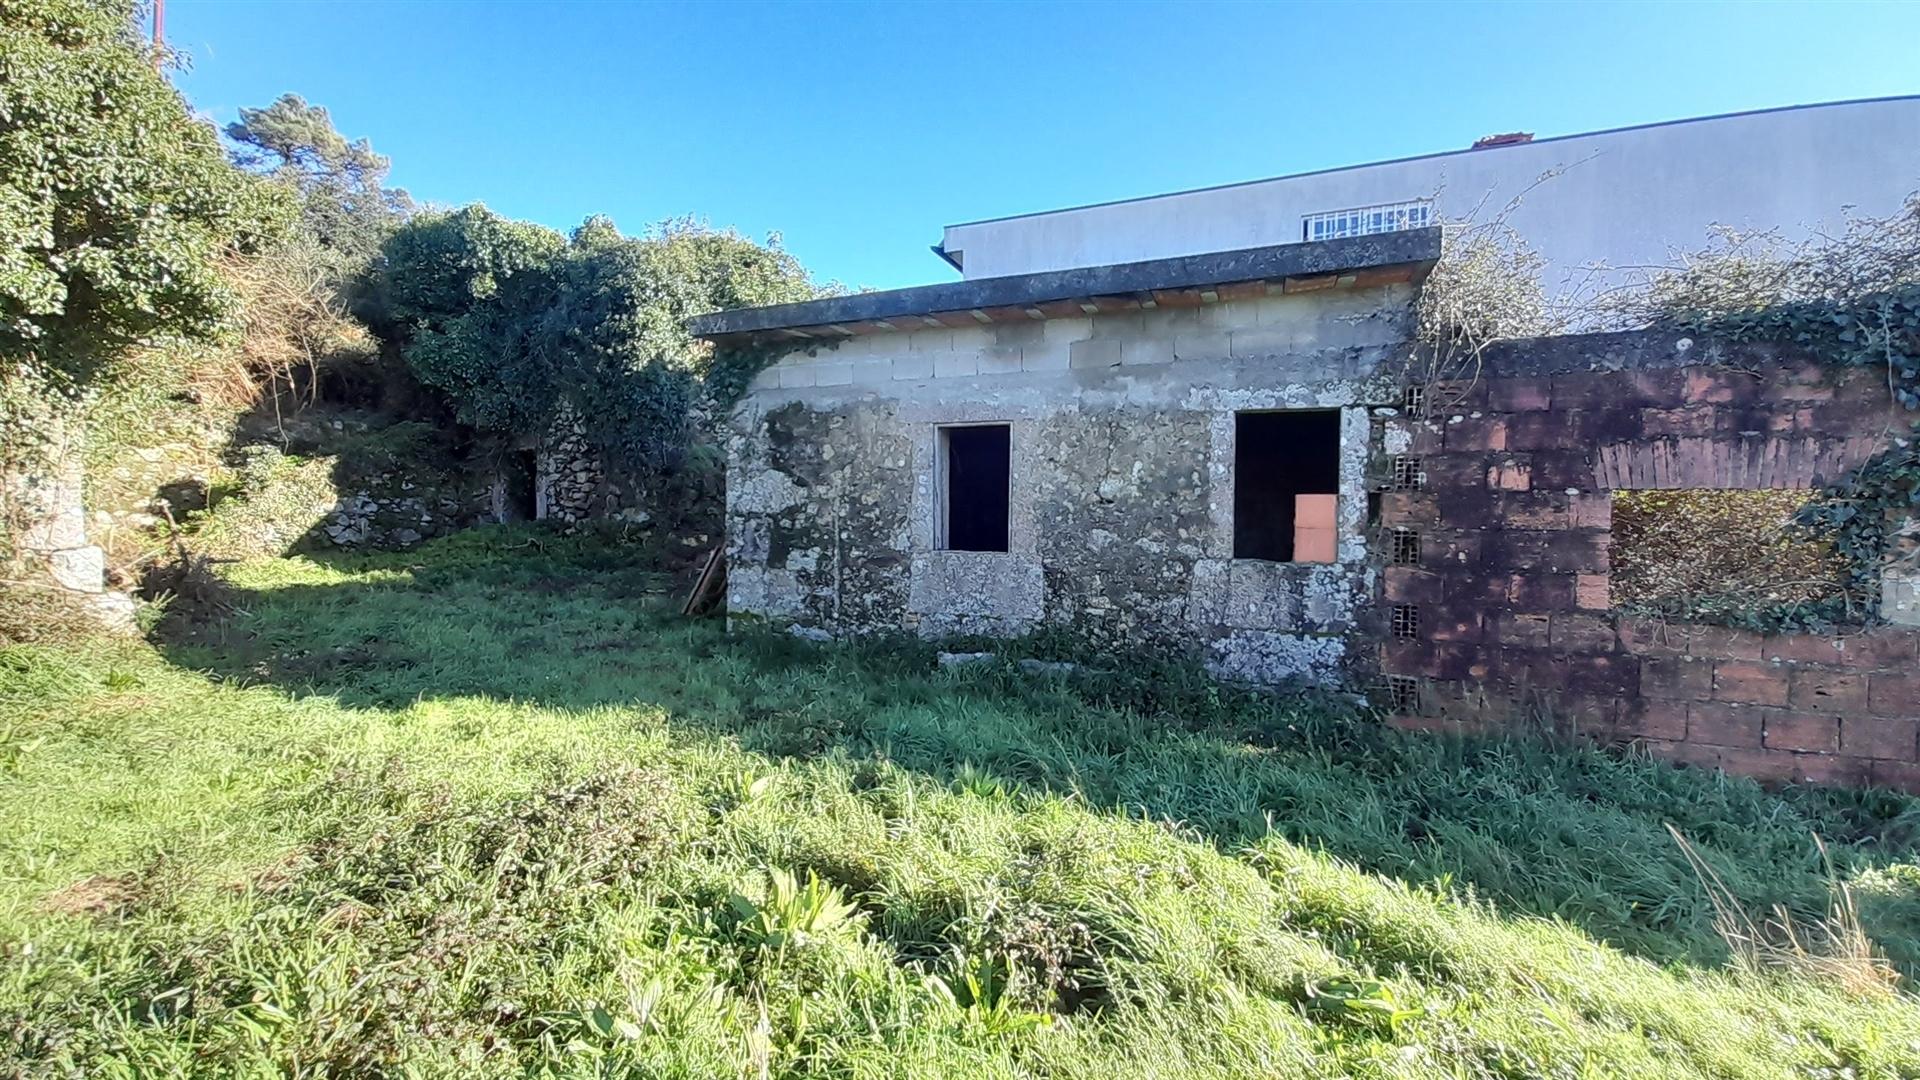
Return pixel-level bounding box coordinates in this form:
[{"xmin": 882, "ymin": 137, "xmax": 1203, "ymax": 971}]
[{"xmin": 690, "ymin": 227, "xmax": 1440, "ymax": 345}]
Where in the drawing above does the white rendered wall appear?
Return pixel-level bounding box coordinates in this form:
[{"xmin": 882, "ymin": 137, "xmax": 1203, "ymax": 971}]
[{"xmin": 938, "ymin": 98, "xmax": 1920, "ymax": 297}]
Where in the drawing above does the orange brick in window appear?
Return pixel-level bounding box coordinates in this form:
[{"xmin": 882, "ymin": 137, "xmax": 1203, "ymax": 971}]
[{"xmin": 1293, "ymin": 494, "xmax": 1336, "ymax": 563}]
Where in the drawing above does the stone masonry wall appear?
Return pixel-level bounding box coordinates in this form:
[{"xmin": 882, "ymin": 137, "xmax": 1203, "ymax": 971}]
[
  {"xmin": 726, "ymin": 275, "xmax": 1420, "ymax": 684},
  {"xmin": 1380, "ymin": 331, "xmax": 1920, "ymax": 789}
]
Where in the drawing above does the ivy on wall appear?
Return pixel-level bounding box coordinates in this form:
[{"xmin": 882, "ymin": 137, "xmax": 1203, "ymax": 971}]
[
  {"xmin": 1791, "ymin": 427, "xmax": 1920, "ymax": 619},
  {"xmin": 1662, "ymin": 287, "xmax": 1920, "ymax": 624},
  {"xmin": 360, "ymin": 211, "xmax": 818, "ymax": 481},
  {"xmin": 1603, "ymin": 198, "xmax": 1920, "ymax": 624}
]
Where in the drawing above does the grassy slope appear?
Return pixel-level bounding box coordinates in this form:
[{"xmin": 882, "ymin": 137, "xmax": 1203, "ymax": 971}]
[{"xmin": 3, "ymin": 529, "xmax": 1920, "ymax": 1077}]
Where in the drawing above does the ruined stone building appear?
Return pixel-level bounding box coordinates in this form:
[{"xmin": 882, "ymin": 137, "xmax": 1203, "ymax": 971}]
[
  {"xmin": 696, "ymin": 232, "xmax": 1438, "ymax": 683},
  {"xmin": 691, "ymin": 222, "xmax": 1920, "ymax": 791}
]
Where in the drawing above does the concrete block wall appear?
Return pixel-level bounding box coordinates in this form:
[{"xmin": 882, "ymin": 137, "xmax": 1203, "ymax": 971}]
[{"xmin": 1380, "ymin": 331, "xmax": 1920, "ymax": 790}]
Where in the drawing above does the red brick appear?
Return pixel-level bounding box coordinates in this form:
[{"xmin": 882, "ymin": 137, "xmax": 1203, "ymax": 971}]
[
  {"xmin": 1507, "ymin": 652, "xmax": 1639, "ymax": 697},
  {"xmin": 1784, "ymin": 753, "xmax": 1874, "ymax": 787},
  {"xmin": 1640, "ymin": 739, "xmax": 1723, "ymax": 771},
  {"xmin": 1680, "ymin": 625, "xmax": 1767, "ymax": 661},
  {"xmin": 1383, "ymin": 567, "xmax": 1444, "ymax": 604},
  {"xmin": 1625, "ymin": 367, "xmax": 1689, "ymax": 403},
  {"xmin": 1496, "ymin": 492, "xmax": 1569, "ymax": 530},
  {"xmin": 1426, "ymin": 605, "xmax": 1484, "ymax": 642},
  {"xmin": 1428, "ymin": 380, "xmax": 1488, "ymax": 408},
  {"xmin": 1682, "ymin": 369, "xmax": 1741, "ymax": 404},
  {"xmin": 1767, "ymin": 362, "xmax": 1837, "ymax": 401},
  {"xmin": 1764, "ymin": 629, "xmax": 1916, "ymax": 669},
  {"xmin": 1540, "ymin": 693, "xmax": 1617, "ymax": 732},
  {"xmin": 1550, "ymin": 612, "xmax": 1618, "ymax": 652},
  {"xmin": 1507, "ymin": 411, "xmax": 1589, "ymax": 451},
  {"xmin": 1762, "ymin": 712, "xmax": 1840, "ymax": 753},
  {"xmin": 1853, "ymin": 629, "xmax": 1920, "ymax": 670},
  {"xmin": 1842, "ymin": 717, "xmax": 1919, "ymax": 762},
  {"xmin": 1380, "ymin": 492, "xmax": 1439, "ymax": 526},
  {"xmin": 1553, "ymin": 372, "xmax": 1665, "ymax": 409},
  {"xmin": 1488, "ymin": 378, "xmax": 1553, "ymax": 411},
  {"xmin": 1387, "ymin": 714, "xmax": 1490, "ymax": 736},
  {"xmin": 1507, "ymin": 573, "xmax": 1577, "ymax": 611},
  {"xmin": 1713, "ymin": 661, "xmax": 1789, "ymax": 706},
  {"xmin": 1618, "ymin": 700, "xmax": 1688, "ymax": 740},
  {"xmin": 1712, "ymin": 748, "xmax": 1800, "ymax": 784},
  {"xmin": 1787, "ymin": 669, "xmax": 1868, "ymax": 713},
  {"xmin": 1418, "ymin": 454, "xmax": 1488, "ymax": 489},
  {"xmin": 1567, "ymin": 494, "xmax": 1612, "ymax": 529},
  {"xmin": 1492, "ymin": 612, "xmax": 1552, "ymax": 647},
  {"xmin": 1445, "ymin": 417, "xmax": 1508, "ymax": 452},
  {"xmin": 1457, "ymin": 574, "xmax": 1511, "ymax": 604},
  {"xmin": 1781, "ymin": 749, "xmax": 1873, "ymax": 780},
  {"xmin": 1420, "ymin": 530, "xmax": 1482, "ymax": 570},
  {"xmin": 1870, "ymin": 759, "xmax": 1920, "ymax": 793},
  {"xmin": 1531, "ymin": 451, "xmax": 1596, "ymax": 490},
  {"xmin": 1617, "ymin": 617, "xmax": 1685, "ymax": 657},
  {"xmin": 1639, "ymin": 406, "xmax": 1723, "ymax": 437},
  {"xmin": 1380, "ymin": 641, "xmax": 1478, "ymax": 680},
  {"xmin": 1688, "ymin": 702, "xmax": 1765, "ymax": 748},
  {"xmin": 1640, "ymin": 655, "xmax": 1712, "ymax": 701},
  {"xmin": 1438, "ymin": 487, "xmax": 1501, "ymax": 528},
  {"xmin": 1868, "ymin": 673, "xmax": 1920, "ymax": 717},
  {"xmin": 1575, "ymin": 573, "xmax": 1610, "ymax": 610},
  {"xmin": 1485, "ymin": 530, "xmax": 1608, "ymax": 574},
  {"xmin": 1487, "ymin": 459, "xmax": 1532, "ymax": 491},
  {"xmin": 1761, "ymin": 633, "xmax": 1854, "ymax": 666}
]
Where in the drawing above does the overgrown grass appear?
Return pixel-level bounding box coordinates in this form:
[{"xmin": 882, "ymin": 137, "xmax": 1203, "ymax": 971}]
[{"xmin": 4, "ymin": 528, "xmax": 1920, "ymax": 1077}]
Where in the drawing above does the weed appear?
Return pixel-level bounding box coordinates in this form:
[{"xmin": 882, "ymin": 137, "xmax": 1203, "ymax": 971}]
[{"xmin": 731, "ymin": 867, "xmax": 866, "ymax": 952}]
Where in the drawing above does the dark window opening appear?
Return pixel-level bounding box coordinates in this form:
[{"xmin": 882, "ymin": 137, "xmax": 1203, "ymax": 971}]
[
  {"xmin": 1233, "ymin": 410, "xmax": 1341, "ymax": 562},
  {"xmin": 941, "ymin": 424, "xmax": 1011, "ymax": 552}
]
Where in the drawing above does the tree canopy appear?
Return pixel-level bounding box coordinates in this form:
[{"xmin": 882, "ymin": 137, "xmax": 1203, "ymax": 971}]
[
  {"xmin": 225, "ymin": 93, "xmax": 412, "ymax": 282},
  {"xmin": 364, "ymin": 208, "xmax": 815, "ymax": 472},
  {"xmin": 0, "ymin": 0, "xmax": 290, "ymax": 390}
]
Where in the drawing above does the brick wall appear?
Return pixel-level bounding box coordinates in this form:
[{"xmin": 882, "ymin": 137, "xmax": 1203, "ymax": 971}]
[{"xmin": 1378, "ymin": 331, "xmax": 1920, "ymax": 790}]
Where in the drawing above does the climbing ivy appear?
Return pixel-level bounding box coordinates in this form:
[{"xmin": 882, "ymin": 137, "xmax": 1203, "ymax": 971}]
[
  {"xmin": 1612, "ymin": 198, "xmax": 1920, "ymax": 622},
  {"xmin": 1660, "ymin": 285, "xmax": 1920, "ymax": 410},
  {"xmin": 360, "ymin": 211, "xmax": 816, "ymax": 477},
  {"xmin": 1791, "ymin": 424, "xmax": 1920, "ymax": 617},
  {"xmin": 1662, "ymin": 288, "xmax": 1920, "ymax": 623}
]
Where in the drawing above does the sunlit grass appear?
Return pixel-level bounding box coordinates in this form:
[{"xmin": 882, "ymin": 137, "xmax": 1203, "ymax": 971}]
[{"xmin": 3, "ymin": 527, "xmax": 1919, "ymax": 1077}]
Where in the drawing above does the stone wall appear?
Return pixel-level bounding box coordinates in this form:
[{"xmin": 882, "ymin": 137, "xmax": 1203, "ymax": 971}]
[
  {"xmin": 1380, "ymin": 331, "xmax": 1920, "ymax": 788},
  {"xmin": 726, "ymin": 274, "xmax": 1421, "ymax": 684},
  {"xmin": 534, "ymin": 406, "xmax": 662, "ymax": 528},
  {"xmin": 3, "ymin": 416, "xmax": 134, "ymax": 627}
]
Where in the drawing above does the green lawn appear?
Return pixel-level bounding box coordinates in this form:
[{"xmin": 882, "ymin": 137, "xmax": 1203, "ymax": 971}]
[{"xmin": 4, "ymin": 528, "xmax": 1920, "ymax": 1077}]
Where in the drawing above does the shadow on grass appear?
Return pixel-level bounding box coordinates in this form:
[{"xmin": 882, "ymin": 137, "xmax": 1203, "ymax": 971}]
[{"xmin": 156, "ymin": 528, "xmax": 1920, "ymax": 976}]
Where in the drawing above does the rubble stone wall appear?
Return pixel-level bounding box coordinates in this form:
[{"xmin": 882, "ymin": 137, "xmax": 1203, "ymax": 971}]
[{"xmin": 725, "ymin": 276, "xmax": 1421, "ymax": 685}]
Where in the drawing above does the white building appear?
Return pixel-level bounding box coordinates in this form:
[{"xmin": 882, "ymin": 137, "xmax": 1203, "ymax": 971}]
[{"xmin": 934, "ymin": 96, "xmax": 1920, "ymax": 295}]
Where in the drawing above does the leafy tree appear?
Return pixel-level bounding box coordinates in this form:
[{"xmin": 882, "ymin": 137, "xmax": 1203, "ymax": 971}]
[
  {"xmin": 537, "ymin": 218, "xmax": 816, "ymax": 470},
  {"xmin": 225, "ymin": 93, "xmax": 412, "ymax": 281},
  {"xmin": 360, "ymin": 205, "xmax": 566, "ymax": 430},
  {"xmin": 364, "ymin": 209, "xmax": 814, "ymax": 474},
  {"xmin": 0, "ymin": 0, "xmax": 291, "ymax": 390}
]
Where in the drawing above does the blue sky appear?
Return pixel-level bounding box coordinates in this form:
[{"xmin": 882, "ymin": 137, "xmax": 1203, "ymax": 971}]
[{"xmin": 168, "ymin": 0, "xmax": 1919, "ymax": 291}]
